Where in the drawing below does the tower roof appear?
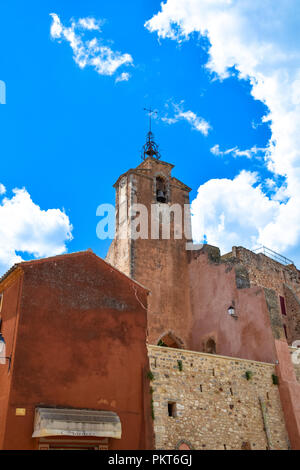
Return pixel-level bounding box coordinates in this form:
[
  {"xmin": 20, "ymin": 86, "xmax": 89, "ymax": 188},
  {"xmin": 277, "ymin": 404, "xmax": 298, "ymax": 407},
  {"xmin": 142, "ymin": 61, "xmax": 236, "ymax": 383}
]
[{"xmin": 113, "ymin": 156, "xmax": 191, "ymax": 192}]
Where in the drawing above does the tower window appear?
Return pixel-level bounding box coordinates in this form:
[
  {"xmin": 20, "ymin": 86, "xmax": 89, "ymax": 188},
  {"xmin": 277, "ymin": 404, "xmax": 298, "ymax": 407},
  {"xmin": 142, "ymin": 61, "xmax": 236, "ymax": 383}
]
[
  {"xmin": 279, "ymin": 296, "xmax": 287, "ymax": 316},
  {"xmin": 168, "ymin": 402, "xmax": 177, "ymax": 417},
  {"xmin": 156, "ymin": 177, "xmax": 167, "ymax": 203}
]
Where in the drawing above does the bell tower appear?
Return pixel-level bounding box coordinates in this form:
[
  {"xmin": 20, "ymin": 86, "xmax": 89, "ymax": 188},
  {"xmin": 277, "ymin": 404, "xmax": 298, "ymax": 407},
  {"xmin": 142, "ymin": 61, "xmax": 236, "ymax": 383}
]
[{"xmin": 106, "ymin": 117, "xmax": 193, "ymax": 348}]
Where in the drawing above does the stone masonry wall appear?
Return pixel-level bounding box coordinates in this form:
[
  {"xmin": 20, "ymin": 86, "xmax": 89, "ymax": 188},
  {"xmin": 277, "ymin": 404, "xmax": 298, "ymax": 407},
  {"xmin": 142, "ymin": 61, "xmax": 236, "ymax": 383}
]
[
  {"xmin": 284, "ymin": 285, "xmax": 300, "ymax": 344},
  {"xmin": 294, "ymin": 364, "xmax": 300, "ymax": 383},
  {"xmin": 148, "ymin": 345, "xmax": 289, "ymax": 450},
  {"xmin": 225, "ymin": 247, "xmax": 300, "ymax": 344},
  {"xmin": 230, "ymin": 247, "xmax": 300, "ymax": 295},
  {"xmin": 290, "ymin": 347, "xmax": 300, "ymax": 383}
]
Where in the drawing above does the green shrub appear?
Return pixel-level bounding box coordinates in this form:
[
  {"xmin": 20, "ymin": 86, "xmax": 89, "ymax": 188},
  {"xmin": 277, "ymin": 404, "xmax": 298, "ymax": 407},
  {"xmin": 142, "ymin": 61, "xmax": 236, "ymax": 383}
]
[
  {"xmin": 147, "ymin": 370, "xmax": 154, "ymax": 381},
  {"xmin": 245, "ymin": 370, "xmax": 253, "ymax": 381},
  {"xmin": 151, "ymin": 398, "xmax": 155, "ymax": 420}
]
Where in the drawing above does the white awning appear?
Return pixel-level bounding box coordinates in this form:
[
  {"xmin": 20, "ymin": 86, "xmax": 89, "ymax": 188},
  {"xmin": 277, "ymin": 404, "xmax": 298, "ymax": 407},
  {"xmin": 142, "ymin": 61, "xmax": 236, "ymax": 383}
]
[{"xmin": 32, "ymin": 407, "xmax": 122, "ymax": 439}]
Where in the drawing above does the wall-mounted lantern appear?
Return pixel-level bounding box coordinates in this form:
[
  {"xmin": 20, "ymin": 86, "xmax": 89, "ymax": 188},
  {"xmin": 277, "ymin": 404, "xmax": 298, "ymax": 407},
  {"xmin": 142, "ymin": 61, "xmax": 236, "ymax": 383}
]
[
  {"xmin": 228, "ymin": 306, "xmax": 235, "ymax": 316},
  {"xmin": 0, "ymin": 333, "xmax": 11, "ymax": 370},
  {"xmin": 228, "ymin": 305, "xmax": 238, "ymax": 319}
]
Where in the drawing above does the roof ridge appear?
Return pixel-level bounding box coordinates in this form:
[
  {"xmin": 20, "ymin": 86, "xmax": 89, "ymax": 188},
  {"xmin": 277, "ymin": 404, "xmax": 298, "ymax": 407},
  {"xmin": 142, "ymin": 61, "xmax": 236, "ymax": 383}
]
[{"xmin": 0, "ymin": 249, "xmax": 150, "ymax": 293}]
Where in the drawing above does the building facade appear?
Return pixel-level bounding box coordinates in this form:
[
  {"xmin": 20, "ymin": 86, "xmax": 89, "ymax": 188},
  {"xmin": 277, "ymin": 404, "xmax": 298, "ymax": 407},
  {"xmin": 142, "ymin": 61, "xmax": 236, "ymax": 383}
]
[
  {"xmin": 107, "ymin": 143, "xmax": 300, "ymax": 450},
  {"xmin": 0, "ymin": 251, "xmax": 153, "ymax": 450},
  {"xmin": 1, "ymin": 133, "xmax": 300, "ymax": 450}
]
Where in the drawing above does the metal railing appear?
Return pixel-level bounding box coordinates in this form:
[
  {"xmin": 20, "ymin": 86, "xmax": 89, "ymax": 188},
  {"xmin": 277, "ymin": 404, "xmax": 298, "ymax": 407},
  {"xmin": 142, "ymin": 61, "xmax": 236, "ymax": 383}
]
[{"xmin": 252, "ymin": 246, "xmax": 294, "ymax": 266}]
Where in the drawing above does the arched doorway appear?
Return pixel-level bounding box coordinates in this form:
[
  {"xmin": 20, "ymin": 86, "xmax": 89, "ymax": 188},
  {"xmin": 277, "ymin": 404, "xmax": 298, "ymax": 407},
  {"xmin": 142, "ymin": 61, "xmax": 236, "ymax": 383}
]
[
  {"xmin": 176, "ymin": 440, "xmax": 193, "ymax": 450},
  {"xmin": 205, "ymin": 338, "xmax": 216, "ymax": 354},
  {"xmin": 157, "ymin": 332, "xmax": 184, "ymax": 349}
]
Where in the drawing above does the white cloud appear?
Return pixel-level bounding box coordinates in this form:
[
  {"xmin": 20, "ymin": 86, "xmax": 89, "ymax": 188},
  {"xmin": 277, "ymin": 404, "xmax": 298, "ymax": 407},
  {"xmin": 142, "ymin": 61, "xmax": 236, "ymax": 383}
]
[
  {"xmin": 50, "ymin": 13, "xmax": 133, "ymax": 77},
  {"xmin": 210, "ymin": 144, "xmax": 230, "ymax": 156},
  {"xmin": 265, "ymin": 178, "xmax": 276, "ymax": 190},
  {"xmin": 146, "ymin": 1, "xmax": 300, "ymax": 262},
  {"xmin": 161, "ymin": 116, "xmax": 177, "ymax": 125},
  {"xmin": 191, "ymin": 170, "xmax": 280, "ymax": 254},
  {"xmin": 115, "ymin": 72, "xmax": 131, "ymax": 83},
  {"xmin": 77, "ymin": 17, "xmax": 103, "ymax": 31},
  {"xmin": 50, "ymin": 13, "xmax": 63, "ymax": 39},
  {"xmin": 0, "ymin": 187, "xmax": 73, "ymax": 275},
  {"xmin": 0, "ymin": 184, "xmax": 6, "ymax": 195},
  {"xmin": 162, "ymin": 101, "xmax": 211, "ymax": 135},
  {"xmin": 210, "ymin": 144, "xmax": 266, "ymax": 159}
]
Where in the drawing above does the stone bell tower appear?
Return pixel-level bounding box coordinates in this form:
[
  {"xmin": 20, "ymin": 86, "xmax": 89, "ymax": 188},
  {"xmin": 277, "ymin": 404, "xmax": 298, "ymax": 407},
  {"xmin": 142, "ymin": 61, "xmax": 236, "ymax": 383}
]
[{"xmin": 106, "ymin": 123, "xmax": 193, "ymax": 348}]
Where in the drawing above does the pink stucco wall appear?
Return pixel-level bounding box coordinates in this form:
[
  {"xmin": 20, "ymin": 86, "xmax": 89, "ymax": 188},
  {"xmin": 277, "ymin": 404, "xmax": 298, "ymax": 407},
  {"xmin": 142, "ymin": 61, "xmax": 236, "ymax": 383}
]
[{"xmin": 188, "ymin": 249, "xmax": 277, "ymax": 363}]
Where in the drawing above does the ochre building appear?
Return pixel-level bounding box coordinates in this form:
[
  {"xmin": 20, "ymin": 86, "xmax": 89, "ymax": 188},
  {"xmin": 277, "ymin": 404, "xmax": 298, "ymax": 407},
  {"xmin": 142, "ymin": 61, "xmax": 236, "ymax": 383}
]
[
  {"xmin": 0, "ymin": 252, "xmax": 153, "ymax": 450},
  {"xmin": 0, "ymin": 133, "xmax": 300, "ymax": 450}
]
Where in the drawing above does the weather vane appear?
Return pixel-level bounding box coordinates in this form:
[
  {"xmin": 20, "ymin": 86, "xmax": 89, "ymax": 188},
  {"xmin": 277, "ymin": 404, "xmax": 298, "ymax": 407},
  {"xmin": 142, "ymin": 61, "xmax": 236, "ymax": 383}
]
[
  {"xmin": 142, "ymin": 107, "xmax": 161, "ymax": 160},
  {"xmin": 144, "ymin": 107, "xmax": 157, "ymax": 133}
]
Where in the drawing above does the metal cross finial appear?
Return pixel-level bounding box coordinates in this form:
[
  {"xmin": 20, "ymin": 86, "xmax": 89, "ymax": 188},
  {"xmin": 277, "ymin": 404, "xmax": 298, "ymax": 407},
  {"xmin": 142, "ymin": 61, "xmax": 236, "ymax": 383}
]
[{"xmin": 144, "ymin": 107, "xmax": 157, "ymax": 133}]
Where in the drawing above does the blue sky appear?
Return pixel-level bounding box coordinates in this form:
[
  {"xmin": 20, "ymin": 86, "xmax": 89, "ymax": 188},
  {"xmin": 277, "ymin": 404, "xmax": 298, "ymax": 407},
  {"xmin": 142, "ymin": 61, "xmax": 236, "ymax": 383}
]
[{"xmin": 0, "ymin": 0, "xmax": 299, "ymax": 274}]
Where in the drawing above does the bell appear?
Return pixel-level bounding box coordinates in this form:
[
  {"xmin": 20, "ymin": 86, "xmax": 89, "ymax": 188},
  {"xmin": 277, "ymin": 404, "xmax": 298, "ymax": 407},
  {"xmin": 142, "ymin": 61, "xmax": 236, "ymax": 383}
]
[{"xmin": 157, "ymin": 190, "xmax": 166, "ymax": 203}]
